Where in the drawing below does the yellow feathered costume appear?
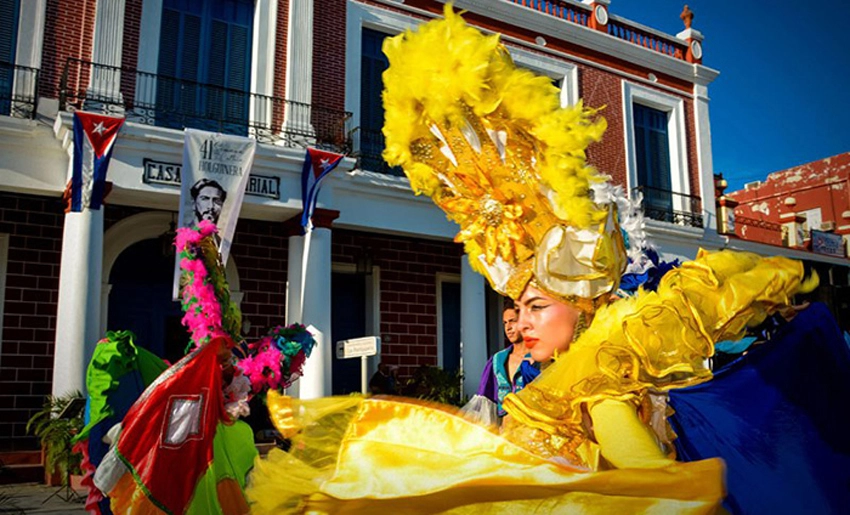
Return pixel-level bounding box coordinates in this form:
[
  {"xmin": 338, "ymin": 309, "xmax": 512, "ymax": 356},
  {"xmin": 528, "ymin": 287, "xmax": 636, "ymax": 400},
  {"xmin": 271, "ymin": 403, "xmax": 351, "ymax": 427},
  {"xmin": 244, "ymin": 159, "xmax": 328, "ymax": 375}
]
[{"xmin": 246, "ymin": 7, "xmax": 815, "ymax": 514}]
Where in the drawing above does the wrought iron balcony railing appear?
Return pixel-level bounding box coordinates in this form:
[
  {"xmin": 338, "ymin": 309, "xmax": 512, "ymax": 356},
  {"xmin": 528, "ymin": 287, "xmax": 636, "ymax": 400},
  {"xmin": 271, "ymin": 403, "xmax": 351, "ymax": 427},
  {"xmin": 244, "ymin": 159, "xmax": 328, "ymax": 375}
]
[
  {"xmin": 0, "ymin": 61, "xmax": 39, "ymax": 119},
  {"xmin": 59, "ymin": 58, "xmax": 352, "ymax": 153},
  {"xmin": 357, "ymin": 128, "xmax": 404, "ymax": 176},
  {"xmin": 632, "ymin": 185, "xmax": 703, "ymax": 228}
]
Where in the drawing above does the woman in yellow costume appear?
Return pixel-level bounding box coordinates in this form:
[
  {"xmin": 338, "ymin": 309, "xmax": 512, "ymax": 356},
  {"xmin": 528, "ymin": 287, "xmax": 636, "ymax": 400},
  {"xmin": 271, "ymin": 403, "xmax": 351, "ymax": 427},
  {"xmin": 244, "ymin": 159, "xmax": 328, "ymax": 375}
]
[{"xmin": 247, "ymin": 7, "xmax": 817, "ymax": 514}]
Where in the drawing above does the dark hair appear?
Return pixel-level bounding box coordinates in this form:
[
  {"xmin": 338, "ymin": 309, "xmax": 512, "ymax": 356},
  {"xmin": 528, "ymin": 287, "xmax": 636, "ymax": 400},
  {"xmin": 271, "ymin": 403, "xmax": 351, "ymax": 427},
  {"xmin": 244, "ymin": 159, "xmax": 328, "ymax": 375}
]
[{"xmin": 190, "ymin": 178, "xmax": 227, "ymax": 202}]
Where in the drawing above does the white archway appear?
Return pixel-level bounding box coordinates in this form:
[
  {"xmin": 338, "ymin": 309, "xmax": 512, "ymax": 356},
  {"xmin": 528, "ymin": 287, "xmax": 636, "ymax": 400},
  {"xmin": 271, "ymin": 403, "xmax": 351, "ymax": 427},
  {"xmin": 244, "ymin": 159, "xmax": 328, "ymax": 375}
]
[{"xmin": 101, "ymin": 211, "xmax": 242, "ymax": 334}]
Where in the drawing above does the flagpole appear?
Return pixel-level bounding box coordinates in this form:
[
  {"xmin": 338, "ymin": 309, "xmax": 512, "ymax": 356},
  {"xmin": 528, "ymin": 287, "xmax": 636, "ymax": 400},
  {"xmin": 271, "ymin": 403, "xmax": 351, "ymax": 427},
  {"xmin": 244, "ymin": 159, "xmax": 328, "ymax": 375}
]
[{"xmin": 299, "ymin": 220, "xmax": 313, "ymax": 323}]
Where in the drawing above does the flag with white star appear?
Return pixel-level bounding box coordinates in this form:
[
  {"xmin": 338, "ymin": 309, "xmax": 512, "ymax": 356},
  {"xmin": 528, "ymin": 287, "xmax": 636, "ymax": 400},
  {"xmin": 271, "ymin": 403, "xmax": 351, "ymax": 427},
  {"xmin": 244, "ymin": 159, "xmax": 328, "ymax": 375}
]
[
  {"xmin": 71, "ymin": 111, "xmax": 125, "ymax": 212},
  {"xmin": 300, "ymin": 147, "xmax": 344, "ymax": 229}
]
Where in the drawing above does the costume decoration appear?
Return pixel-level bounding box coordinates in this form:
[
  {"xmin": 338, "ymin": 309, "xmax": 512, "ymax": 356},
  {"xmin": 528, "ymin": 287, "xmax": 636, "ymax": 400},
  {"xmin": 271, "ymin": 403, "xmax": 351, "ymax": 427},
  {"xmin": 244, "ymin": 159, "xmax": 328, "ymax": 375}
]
[
  {"xmin": 72, "ymin": 330, "xmax": 169, "ymax": 515},
  {"xmin": 382, "ymin": 5, "xmax": 624, "ymax": 306},
  {"xmin": 86, "ymin": 221, "xmax": 307, "ymax": 514},
  {"xmin": 236, "ymin": 323, "xmax": 316, "ymax": 395},
  {"xmin": 93, "ymin": 337, "xmax": 256, "ymax": 515},
  {"xmin": 176, "ymin": 221, "xmax": 241, "ymax": 348}
]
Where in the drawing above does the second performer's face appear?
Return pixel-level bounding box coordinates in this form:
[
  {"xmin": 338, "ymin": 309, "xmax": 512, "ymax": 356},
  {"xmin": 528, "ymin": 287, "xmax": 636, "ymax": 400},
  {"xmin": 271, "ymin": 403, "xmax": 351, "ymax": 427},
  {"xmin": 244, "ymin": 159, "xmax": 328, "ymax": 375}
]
[
  {"xmin": 515, "ymin": 285, "xmax": 580, "ymax": 362},
  {"xmin": 503, "ymin": 308, "xmax": 522, "ymax": 344}
]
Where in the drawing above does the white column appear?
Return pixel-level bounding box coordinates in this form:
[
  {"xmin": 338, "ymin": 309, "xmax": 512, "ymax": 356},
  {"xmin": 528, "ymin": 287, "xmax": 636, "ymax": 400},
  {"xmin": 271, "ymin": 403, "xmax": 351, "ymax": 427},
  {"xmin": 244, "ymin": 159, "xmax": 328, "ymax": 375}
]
[
  {"xmin": 286, "ymin": 228, "xmax": 332, "ymax": 399},
  {"xmin": 282, "ymin": 0, "xmax": 315, "ymax": 139},
  {"xmin": 15, "ymin": 0, "xmax": 47, "ymax": 116},
  {"xmin": 460, "ymin": 258, "xmax": 487, "ymax": 399},
  {"xmin": 694, "ymin": 82, "xmax": 717, "ymax": 230},
  {"xmin": 89, "ymin": 0, "xmax": 126, "ymax": 107},
  {"xmin": 52, "ymin": 210, "xmax": 105, "ymax": 397},
  {"xmin": 251, "ymin": 0, "xmax": 278, "ymax": 133}
]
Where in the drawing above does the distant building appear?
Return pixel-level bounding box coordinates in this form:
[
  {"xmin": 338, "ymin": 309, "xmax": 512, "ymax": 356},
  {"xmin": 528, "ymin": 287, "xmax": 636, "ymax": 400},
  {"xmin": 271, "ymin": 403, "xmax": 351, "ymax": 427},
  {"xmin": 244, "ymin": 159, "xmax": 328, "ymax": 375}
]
[{"xmin": 719, "ymin": 152, "xmax": 850, "ymax": 325}]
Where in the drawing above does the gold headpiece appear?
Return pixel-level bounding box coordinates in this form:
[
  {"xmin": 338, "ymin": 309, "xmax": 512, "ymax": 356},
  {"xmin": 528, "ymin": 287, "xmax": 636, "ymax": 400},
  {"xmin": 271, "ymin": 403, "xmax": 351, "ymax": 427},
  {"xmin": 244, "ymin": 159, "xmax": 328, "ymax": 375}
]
[{"xmin": 382, "ymin": 7, "xmax": 626, "ymax": 305}]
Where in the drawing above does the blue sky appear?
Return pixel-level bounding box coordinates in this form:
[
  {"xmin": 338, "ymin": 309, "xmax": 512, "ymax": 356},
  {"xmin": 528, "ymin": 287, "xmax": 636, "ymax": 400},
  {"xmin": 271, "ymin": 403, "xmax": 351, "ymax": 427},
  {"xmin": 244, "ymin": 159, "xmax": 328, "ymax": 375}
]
[{"xmin": 609, "ymin": 1, "xmax": 850, "ymax": 191}]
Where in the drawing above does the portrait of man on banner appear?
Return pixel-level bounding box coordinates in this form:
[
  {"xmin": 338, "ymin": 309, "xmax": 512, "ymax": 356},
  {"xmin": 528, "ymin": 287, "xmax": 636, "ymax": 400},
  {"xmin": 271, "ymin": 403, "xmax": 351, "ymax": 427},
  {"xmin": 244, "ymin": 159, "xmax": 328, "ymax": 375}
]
[{"xmin": 190, "ymin": 178, "xmax": 228, "ymax": 226}]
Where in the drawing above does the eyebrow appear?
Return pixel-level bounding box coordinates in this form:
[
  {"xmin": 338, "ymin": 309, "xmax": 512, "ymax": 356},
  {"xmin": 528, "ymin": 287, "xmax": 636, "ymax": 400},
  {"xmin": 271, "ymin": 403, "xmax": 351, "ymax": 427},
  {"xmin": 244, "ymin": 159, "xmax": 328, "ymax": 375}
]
[{"xmin": 519, "ymin": 296, "xmax": 547, "ymax": 305}]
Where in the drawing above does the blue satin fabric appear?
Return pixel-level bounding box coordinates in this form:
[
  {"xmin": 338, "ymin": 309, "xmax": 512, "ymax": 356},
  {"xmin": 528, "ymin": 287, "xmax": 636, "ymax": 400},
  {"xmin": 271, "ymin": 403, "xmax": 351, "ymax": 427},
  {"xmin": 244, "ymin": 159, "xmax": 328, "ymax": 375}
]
[{"xmin": 669, "ymin": 302, "xmax": 850, "ymax": 514}]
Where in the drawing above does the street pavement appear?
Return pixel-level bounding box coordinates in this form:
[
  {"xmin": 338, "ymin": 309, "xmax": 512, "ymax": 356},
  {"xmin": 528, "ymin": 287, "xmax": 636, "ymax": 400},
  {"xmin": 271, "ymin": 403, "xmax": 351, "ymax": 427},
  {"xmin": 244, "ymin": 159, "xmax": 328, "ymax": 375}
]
[{"xmin": 0, "ymin": 482, "xmax": 86, "ymax": 514}]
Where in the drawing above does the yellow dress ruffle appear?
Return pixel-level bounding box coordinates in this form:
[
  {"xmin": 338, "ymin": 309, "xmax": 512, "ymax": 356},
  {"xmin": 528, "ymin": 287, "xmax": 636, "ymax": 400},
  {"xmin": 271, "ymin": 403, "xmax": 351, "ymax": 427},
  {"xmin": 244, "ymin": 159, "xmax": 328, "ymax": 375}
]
[
  {"xmin": 503, "ymin": 249, "xmax": 814, "ymax": 463},
  {"xmin": 248, "ymin": 393, "xmax": 724, "ymax": 515}
]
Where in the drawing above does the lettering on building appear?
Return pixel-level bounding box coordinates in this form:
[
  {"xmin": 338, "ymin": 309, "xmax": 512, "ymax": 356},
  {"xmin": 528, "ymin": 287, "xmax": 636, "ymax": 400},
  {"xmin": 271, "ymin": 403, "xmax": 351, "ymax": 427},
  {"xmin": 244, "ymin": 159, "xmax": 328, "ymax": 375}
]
[{"xmin": 143, "ymin": 159, "xmax": 280, "ymax": 199}]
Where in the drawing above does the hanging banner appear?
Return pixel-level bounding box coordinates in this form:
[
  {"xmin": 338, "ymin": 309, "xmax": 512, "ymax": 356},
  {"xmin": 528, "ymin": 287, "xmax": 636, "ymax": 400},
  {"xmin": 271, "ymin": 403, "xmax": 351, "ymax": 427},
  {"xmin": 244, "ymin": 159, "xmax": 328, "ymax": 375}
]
[{"xmin": 173, "ymin": 129, "xmax": 256, "ymax": 298}]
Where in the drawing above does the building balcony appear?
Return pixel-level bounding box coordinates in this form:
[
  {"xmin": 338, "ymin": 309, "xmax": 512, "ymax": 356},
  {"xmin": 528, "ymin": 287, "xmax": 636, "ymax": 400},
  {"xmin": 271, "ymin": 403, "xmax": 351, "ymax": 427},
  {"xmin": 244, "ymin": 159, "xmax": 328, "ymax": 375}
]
[
  {"xmin": 59, "ymin": 58, "xmax": 352, "ymax": 154},
  {"xmin": 633, "ymin": 185, "xmax": 704, "ymax": 228},
  {"xmin": 0, "ymin": 61, "xmax": 39, "ymax": 119}
]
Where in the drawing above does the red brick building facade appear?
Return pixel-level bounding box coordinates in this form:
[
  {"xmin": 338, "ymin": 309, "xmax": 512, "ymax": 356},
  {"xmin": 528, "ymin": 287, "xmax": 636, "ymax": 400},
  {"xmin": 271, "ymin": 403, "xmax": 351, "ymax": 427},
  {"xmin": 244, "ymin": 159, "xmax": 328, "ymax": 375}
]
[{"xmin": 727, "ymin": 152, "xmax": 850, "ymax": 253}]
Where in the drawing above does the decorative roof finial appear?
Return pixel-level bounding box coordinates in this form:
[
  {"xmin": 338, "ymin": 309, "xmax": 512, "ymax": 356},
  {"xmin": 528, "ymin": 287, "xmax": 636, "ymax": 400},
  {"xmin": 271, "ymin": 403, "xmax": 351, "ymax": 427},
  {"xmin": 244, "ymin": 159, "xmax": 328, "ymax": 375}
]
[{"xmin": 680, "ymin": 5, "xmax": 694, "ymax": 29}]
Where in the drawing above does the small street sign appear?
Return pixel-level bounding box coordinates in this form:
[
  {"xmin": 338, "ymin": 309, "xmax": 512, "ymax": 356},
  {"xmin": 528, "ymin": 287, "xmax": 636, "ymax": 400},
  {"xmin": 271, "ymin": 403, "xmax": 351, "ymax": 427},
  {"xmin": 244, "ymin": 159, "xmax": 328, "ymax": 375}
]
[{"xmin": 336, "ymin": 336, "xmax": 380, "ymax": 359}]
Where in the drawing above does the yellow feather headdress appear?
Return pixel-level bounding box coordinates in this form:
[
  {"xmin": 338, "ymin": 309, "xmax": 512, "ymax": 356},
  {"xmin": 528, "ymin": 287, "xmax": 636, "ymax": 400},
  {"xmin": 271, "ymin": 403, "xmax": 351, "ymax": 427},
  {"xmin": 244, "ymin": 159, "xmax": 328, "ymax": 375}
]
[{"xmin": 382, "ymin": 6, "xmax": 626, "ymax": 306}]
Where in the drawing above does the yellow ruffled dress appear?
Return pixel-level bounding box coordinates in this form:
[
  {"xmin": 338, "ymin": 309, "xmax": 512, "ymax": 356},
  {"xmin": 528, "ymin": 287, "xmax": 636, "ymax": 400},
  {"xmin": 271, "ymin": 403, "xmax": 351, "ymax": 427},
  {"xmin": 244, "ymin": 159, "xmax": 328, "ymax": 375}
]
[{"xmin": 246, "ymin": 250, "xmax": 814, "ymax": 514}]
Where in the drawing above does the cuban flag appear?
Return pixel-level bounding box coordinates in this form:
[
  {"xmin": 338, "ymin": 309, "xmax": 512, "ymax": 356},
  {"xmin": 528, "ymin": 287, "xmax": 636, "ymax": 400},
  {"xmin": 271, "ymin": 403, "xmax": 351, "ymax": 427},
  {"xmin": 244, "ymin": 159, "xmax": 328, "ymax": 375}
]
[
  {"xmin": 71, "ymin": 111, "xmax": 125, "ymax": 212},
  {"xmin": 300, "ymin": 147, "xmax": 344, "ymax": 230}
]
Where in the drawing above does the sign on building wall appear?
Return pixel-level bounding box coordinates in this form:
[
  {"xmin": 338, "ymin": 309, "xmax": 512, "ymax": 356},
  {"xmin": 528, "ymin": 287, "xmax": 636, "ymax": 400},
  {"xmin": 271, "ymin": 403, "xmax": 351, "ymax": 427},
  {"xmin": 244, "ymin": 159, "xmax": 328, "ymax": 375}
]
[
  {"xmin": 811, "ymin": 229, "xmax": 845, "ymax": 257},
  {"xmin": 143, "ymin": 159, "xmax": 280, "ymax": 200}
]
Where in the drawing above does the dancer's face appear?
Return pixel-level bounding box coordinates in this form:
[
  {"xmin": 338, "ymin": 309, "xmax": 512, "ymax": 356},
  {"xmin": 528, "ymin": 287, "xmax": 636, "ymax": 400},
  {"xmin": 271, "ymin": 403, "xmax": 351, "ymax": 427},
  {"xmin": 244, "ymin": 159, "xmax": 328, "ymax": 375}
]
[{"xmin": 515, "ymin": 285, "xmax": 580, "ymax": 362}]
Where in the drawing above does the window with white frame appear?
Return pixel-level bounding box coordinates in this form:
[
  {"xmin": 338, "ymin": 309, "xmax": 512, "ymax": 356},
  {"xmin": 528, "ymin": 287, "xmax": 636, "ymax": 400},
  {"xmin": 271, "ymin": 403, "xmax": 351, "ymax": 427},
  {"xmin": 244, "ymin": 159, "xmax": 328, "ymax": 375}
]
[{"xmin": 623, "ymin": 82, "xmax": 691, "ymax": 224}]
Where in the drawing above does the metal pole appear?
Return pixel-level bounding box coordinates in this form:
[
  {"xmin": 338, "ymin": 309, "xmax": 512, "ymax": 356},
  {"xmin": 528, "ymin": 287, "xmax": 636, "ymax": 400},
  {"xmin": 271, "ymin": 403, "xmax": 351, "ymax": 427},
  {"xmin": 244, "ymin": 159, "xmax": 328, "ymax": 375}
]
[{"xmin": 361, "ymin": 355, "xmax": 368, "ymax": 394}]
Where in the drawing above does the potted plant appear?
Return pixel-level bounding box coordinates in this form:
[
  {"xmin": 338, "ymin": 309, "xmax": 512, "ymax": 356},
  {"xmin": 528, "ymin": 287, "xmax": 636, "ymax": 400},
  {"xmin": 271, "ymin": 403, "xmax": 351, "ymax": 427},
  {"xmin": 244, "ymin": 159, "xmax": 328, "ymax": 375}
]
[
  {"xmin": 26, "ymin": 391, "xmax": 85, "ymax": 486},
  {"xmin": 401, "ymin": 365, "xmax": 466, "ymax": 407}
]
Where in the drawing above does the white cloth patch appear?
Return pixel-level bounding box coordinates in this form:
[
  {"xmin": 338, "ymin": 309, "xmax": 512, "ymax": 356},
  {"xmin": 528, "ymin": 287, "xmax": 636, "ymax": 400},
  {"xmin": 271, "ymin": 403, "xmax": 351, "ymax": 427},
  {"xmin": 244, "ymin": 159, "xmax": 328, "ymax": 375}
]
[{"xmin": 162, "ymin": 392, "xmax": 206, "ymax": 447}]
